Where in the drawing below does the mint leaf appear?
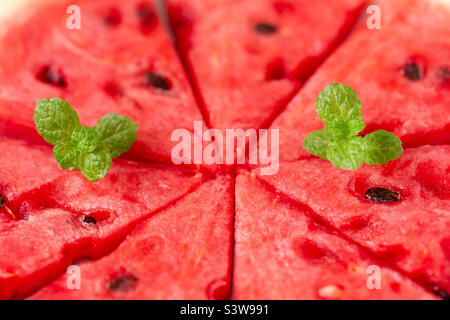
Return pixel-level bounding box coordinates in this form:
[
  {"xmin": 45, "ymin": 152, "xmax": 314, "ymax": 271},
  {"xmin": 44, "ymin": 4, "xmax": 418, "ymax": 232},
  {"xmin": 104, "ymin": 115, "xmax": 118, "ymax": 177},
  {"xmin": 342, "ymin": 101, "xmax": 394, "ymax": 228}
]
[
  {"xmin": 34, "ymin": 98, "xmax": 81, "ymax": 145},
  {"xmin": 302, "ymin": 130, "xmax": 332, "ymax": 160},
  {"xmin": 325, "ymin": 119, "xmax": 365, "ymax": 137},
  {"xmin": 80, "ymin": 150, "xmax": 112, "ymax": 182},
  {"xmin": 34, "ymin": 98, "xmax": 138, "ymax": 182},
  {"xmin": 364, "ymin": 130, "xmax": 403, "ymax": 165},
  {"xmin": 53, "ymin": 142, "xmax": 80, "ymax": 170},
  {"xmin": 303, "ymin": 84, "xmax": 403, "ymax": 170},
  {"xmin": 316, "ymin": 83, "xmax": 364, "ymax": 137},
  {"xmin": 95, "ymin": 114, "xmax": 138, "ymax": 158},
  {"xmin": 72, "ymin": 127, "xmax": 100, "ymax": 153},
  {"xmin": 326, "ymin": 136, "xmax": 365, "ymax": 170}
]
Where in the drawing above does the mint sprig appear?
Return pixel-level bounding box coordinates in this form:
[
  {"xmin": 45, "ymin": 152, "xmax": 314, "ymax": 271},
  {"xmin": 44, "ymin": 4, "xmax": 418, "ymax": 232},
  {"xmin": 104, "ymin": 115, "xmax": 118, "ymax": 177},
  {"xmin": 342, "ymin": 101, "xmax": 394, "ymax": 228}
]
[
  {"xmin": 35, "ymin": 98, "xmax": 137, "ymax": 182},
  {"xmin": 303, "ymin": 84, "xmax": 403, "ymax": 170}
]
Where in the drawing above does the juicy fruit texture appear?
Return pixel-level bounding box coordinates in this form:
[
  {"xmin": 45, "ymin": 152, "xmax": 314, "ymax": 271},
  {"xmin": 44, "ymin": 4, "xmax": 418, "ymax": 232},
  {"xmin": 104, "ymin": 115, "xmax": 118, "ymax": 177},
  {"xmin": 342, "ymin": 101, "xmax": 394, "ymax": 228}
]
[
  {"xmin": 0, "ymin": 137, "xmax": 204, "ymax": 299},
  {"xmin": 0, "ymin": 0, "xmax": 449, "ymax": 301},
  {"xmin": 168, "ymin": 0, "xmax": 368, "ymax": 131},
  {"xmin": 0, "ymin": 0, "xmax": 205, "ymax": 164},
  {"xmin": 255, "ymin": 146, "xmax": 450, "ymax": 297},
  {"xmin": 268, "ymin": 0, "xmax": 450, "ymax": 162},
  {"xmin": 234, "ymin": 172, "xmax": 436, "ymax": 299},
  {"xmin": 32, "ymin": 176, "xmax": 234, "ymax": 299}
]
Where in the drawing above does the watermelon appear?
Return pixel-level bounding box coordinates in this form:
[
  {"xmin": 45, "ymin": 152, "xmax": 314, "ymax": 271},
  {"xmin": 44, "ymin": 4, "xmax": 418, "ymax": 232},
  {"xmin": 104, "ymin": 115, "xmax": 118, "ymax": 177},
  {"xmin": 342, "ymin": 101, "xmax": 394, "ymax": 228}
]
[
  {"xmin": 0, "ymin": 0, "xmax": 449, "ymax": 301},
  {"xmin": 167, "ymin": 0, "xmax": 368, "ymax": 132},
  {"xmin": 234, "ymin": 171, "xmax": 436, "ymax": 299},
  {"xmin": 0, "ymin": 0, "xmax": 205, "ymax": 165},
  {"xmin": 254, "ymin": 146, "xmax": 450, "ymax": 298},
  {"xmin": 0, "ymin": 137, "xmax": 204, "ymax": 299},
  {"xmin": 265, "ymin": 0, "xmax": 450, "ymax": 162},
  {"xmin": 31, "ymin": 175, "xmax": 234, "ymax": 299}
]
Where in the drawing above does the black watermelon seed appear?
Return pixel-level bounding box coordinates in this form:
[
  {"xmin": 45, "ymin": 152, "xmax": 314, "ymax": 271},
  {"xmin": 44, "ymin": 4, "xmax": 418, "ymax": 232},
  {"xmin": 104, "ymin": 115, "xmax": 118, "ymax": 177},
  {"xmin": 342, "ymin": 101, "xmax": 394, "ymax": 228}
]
[
  {"xmin": 254, "ymin": 22, "xmax": 278, "ymax": 35},
  {"xmin": 137, "ymin": 3, "xmax": 157, "ymax": 33},
  {"xmin": 36, "ymin": 65, "xmax": 67, "ymax": 88},
  {"xmin": 104, "ymin": 8, "xmax": 122, "ymax": 27},
  {"xmin": 0, "ymin": 194, "xmax": 5, "ymax": 207},
  {"xmin": 403, "ymin": 63, "xmax": 422, "ymax": 81},
  {"xmin": 145, "ymin": 71, "xmax": 171, "ymax": 90},
  {"xmin": 365, "ymin": 187, "xmax": 400, "ymax": 202},
  {"xmin": 109, "ymin": 274, "xmax": 138, "ymax": 292},
  {"xmin": 438, "ymin": 67, "xmax": 450, "ymax": 81},
  {"xmin": 432, "ymin": 285, "xmax": 450, "ymax": 300},
  {"xmin": 83, "ymin": 216, "xmax": 97, "ymax": 224}
]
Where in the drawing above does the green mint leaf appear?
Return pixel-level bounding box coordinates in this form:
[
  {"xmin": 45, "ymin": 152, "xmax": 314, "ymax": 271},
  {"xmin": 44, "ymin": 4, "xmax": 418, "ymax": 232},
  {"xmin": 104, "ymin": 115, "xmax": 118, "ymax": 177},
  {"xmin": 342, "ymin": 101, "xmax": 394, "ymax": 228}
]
[
  {"xmin": 326, "ymin": 136, "xmax": 365, "ymax": 170},
  {"xmin": 71, "ymin": 127, "xmax": 100, "ymax": 153},
  {"xmin": 364, "ymin": 130, "xmax": 403, "ymax": 165},
  {"xmin": 53, "ymin": 142, "xmax": 80, "ymax": 170},
  {"xmin": 80, "ymin": 149, "xmax": 112, "ymax": 182},
  {"xmin": 325, "ymin": 119, "xmax": 365, "ymax": 137},
  {"xmin": 316, "ymin": 83, "xmax": 364, "ymax": 136},
  {"xmin": 302, "ymin": 130, "xmax": 332, "ymax": 160},
  {"xmin": 95, "ymin": 114, "xmax": 138, "ymax": 158},
  {"xmin": 34, "ymin": 97, "xmax": 81, "ymax": 145}
]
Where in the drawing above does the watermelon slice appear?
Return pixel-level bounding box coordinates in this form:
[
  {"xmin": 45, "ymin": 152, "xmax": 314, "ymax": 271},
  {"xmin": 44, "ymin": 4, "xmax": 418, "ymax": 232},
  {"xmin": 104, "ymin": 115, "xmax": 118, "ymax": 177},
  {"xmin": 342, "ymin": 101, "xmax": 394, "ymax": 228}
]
[
  {"xmin": 265, "ymin": 0, "xmax": 450, "ymax": 162},
  {"xmin": 31, "ymin": 175, "xmax": 234, "ymax": 300},
  {"xmin": 0, "ymin": 137, "xmax": 204, "ymax": 299},
  {"xmin": 234, "ymin": 171, "xmax": 436, "ymax": 299},
  {"xmin": 254, "ymin": 146, "xmax": 450, "ymax": 297},
  {"xmin": 0, "ymin": 0, "xmax": 205, "ymax": 165},
  {"xmin": 167, "ymin": 0, "xmax": 368, "ymax": 132}
]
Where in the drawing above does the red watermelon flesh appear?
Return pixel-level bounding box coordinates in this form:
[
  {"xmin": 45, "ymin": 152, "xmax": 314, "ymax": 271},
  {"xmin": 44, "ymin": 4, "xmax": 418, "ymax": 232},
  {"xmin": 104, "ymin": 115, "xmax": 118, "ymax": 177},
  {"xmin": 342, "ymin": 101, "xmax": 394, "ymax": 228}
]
[
  {"xmin": 0, "ymin": 137, "xmax": 69, "ymax": 208},
  {"xmin": 255, "ymin": 146, "xmax": 450, "ymax": 297},
  {"xmin": 31, "ymin": 175, "xmax": 234, "ymax": 300},
  {"xmin": 0, "ymin": 142, "xmax": 204, "ymax": 299},
  {"xmin": 0, "ymin": 0, "xmax": 205, "ymax": 165},
  {"xmin": 234, "ymin": 171, "xmax": 436, "ymax": 299},
  {"xmin": 168, "ymin": 0, "xmax": 368, "ymax": 132},
  {"xmin": 265, "ymin": 0, "xmax": 450, "ymax": 162}
]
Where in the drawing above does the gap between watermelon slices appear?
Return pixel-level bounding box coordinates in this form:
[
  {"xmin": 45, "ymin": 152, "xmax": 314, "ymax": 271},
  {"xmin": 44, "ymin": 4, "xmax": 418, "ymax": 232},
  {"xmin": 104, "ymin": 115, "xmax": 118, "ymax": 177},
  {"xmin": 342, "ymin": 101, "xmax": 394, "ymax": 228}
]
[{"xmin": 253, "ymin": 145, "xmax": 450, "ymax": 299}]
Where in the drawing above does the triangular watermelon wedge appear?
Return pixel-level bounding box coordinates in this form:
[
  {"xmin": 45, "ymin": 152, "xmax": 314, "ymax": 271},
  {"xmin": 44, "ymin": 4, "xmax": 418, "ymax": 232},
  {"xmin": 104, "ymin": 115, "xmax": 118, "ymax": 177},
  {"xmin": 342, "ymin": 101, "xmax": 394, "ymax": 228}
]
[
  {"xmin": 255, "ymin": 146, "xmax": 450, "ymax": 298},
  {"xmin": 266, "ymin": 0, "xmax": 450, "ymax": 162},
  {"xmin": 31, "ymin": 175, "xmax": 234, "ymax": 300},
  {"xmin": 234, "ymin": 171, "xmax": 436, "ymax": 299},
  {"xmin": 0, "ymin": 137, "xmax": 204, "ymax": 299},
  {"xmin": 167, "ymin": 0, "xmax": 368, "ymax": 132},
  {"xmin": 0, "ymin": 0, "xmax": 205, "ymax": 165}
]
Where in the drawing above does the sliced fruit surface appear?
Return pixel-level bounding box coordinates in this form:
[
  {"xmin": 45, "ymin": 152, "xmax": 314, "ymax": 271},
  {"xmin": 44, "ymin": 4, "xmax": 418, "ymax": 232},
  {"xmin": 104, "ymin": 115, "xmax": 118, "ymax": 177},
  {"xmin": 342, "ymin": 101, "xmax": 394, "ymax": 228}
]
[
  {"xmin": 32, "ymin": 175, "xmax": 234, "ymax": 300},
  {"xmin": 267, "ymin": 0, "xmax": 450, "ymax": 162},
  {"xmin": 255, "ymin": 146, "xmax": 450, "ymax": 297},
  {"xmin": 0, "ymin": 137, "xmax": 204, "ymax": 299},
  {"xmin": 0, "ymin": 137, "xmax": 68, "ymax": 204},
  {"xmin": 168, "ymin": 0, "xmax": 368, "ymax": 131},
  {"xmin": 234, "ymin": 171, "xmax": 436, "ymax": 299},
  {"xmin": 0, "ymin": 0, "xmax": 204, "ymax": 164}
]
